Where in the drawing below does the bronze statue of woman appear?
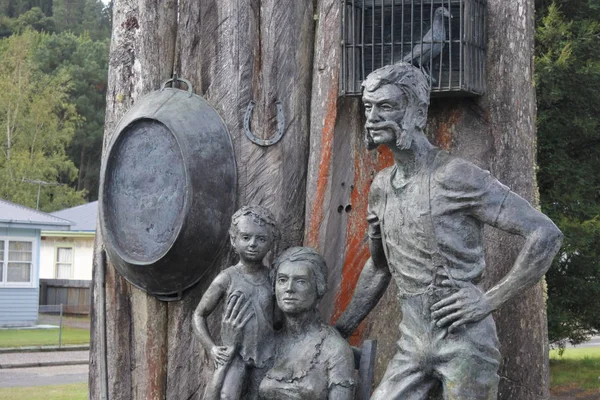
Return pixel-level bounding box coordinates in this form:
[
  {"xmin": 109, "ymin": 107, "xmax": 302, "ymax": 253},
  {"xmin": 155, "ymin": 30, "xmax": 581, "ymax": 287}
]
[{"xmin": 218, "ymin": 246, "xmax": 356, "ymax": 400}]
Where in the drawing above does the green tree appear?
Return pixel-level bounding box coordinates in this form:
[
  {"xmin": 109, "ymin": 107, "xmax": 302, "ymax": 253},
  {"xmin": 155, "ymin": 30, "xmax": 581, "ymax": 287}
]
[
  {"xmin": 0, "ymin": 2, "xmax": 55, "ymax": 38},
  {"xmin": 52, "ymin": 0, "xmax": 111, "ymax": 39},
  {"xmin": 535, "ymin": 2, "xmax": 600, "ymax": 346},
  {"xmin": 80, "ymin": 0, "xmax": 111, "ymax": 40},
  {"xmin": 10, "ymin": 6, "xmax": 54, "ymax": 34},
  {"xmin": 1, "ymin": 0, "xmax": 111, "ymax": 38},
  {"xmin": 0, "ymin": 31, "xmax": 86, "ymax": 212},
  {"xmin": 0, "ymin": 0, "xmax": 53, "ymax": 19},
  {"xmin": 0, "ymin": 0, "xmax": 110, "ymax": 203},
  {"xmin": 34, "ymin": 32, "xmax": 109, "ymax": 200},
  {"xmin": 0, "ymin": 15, "xmax": 13, "ymax": 37},
  {"xmin": 52, "ymin": 0, "xmax": 84, "ymax": 32}
]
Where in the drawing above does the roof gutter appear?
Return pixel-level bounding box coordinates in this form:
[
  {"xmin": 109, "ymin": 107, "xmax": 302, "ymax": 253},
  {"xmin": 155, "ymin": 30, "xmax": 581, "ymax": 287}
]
[{"xmin": 42, "ymin": 231, "xmax": 96, "ymax": 238}]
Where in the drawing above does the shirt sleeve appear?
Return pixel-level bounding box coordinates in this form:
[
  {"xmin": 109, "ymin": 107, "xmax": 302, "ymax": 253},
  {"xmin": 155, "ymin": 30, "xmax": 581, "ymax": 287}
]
[
  {"xmin": 434, "ymin": 157, "xmax": 510, "ymax": 225},
  {"xmin": 367, "ymin": 168, "xmax": 391, "ymax": 239},
  {"xmin": 325, "ymin": 334, "xmax": 356, "ymax": 390}
]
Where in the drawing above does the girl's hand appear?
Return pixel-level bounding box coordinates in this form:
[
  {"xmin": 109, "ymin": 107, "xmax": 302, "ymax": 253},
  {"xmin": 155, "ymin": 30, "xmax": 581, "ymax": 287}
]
[{"xmin": 210, "ymin": 345, "xmax": 233, "ymax": 369}]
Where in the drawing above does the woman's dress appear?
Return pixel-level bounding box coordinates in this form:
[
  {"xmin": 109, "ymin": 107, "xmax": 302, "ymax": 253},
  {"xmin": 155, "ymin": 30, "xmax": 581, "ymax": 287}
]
[{"xmin": 258, "ymin": 323, "xmax": 355, "ymax": 400}]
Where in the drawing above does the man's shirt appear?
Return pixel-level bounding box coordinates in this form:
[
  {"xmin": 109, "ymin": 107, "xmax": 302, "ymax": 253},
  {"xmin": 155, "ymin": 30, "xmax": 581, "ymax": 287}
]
[{"xmin": 368, "ymin": 150, "xmax": 510, "ymax": 298}]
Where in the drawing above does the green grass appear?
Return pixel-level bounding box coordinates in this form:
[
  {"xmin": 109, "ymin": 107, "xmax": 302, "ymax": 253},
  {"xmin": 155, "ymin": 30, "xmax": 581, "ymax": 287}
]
[
  {"xmin": 0, "ymin": 383, "xmax": 87, "ymax": 400},
  {"xmin": 38, "ymin": 314, "xmax": 90, "ymax": 324},
  {"xmin": 0, "ymin": 327, "xmax": 89, "ymax": 348},
  {"xmin": 550, "ymin": 347, "xmax": 600, "ymax": 391}
]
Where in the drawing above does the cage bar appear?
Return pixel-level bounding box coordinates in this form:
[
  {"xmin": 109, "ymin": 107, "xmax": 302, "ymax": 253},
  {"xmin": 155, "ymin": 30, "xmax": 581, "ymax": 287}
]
[{"xmin": 341, "ymin": 0, "xmax": 487, "ymax": 97}]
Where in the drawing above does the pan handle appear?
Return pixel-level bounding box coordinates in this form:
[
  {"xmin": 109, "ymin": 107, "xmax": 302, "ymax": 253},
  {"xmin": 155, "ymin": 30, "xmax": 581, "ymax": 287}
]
[{"xmin": 161, "ymin": 73, "xmax": 193, "ymax": 94}]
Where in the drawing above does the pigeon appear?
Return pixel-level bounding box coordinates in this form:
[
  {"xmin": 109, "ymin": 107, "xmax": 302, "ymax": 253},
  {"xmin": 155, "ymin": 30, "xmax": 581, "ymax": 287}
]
[{"xmin": 402, "ymin": 7, "xmax": 452, "ymax": 71}]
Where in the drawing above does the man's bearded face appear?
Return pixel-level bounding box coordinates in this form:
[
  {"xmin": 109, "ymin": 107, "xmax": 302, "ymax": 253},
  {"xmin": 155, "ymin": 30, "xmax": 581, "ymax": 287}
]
[{"xmin": 363, "ymin": 84, "xmax": 414, "ymax": 150}]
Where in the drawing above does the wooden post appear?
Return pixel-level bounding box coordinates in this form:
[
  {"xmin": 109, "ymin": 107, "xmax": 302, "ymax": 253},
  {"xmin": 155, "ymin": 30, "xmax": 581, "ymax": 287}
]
[
  {"xmin": 90, "ymin": 0, "xmax": 314, "ymax": 398},
  {"xmin": 89, "ymin": 0, "xmax": 177, "ymax": 398}
]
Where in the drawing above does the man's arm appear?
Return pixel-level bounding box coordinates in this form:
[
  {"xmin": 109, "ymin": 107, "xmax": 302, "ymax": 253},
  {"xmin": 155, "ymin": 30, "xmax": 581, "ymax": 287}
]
[
  {"xmin": 335, "ymin": 172, "xmax": 392, "ymax": 338},
  {"xmin": 484, "ymin": 192, "xmax": 563, "ymax": 310},
  {"xmin": 431, "ymin": 191, "xmax": 563, "ymax": 331},
  {"xmin": 334, "ymin": 239, "xmax": 391, "ymax": 338}
]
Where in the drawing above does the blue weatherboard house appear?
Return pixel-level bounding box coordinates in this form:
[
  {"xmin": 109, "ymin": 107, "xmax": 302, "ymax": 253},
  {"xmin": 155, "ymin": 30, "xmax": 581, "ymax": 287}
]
[{"xmin": 0, "ymin": 199, "xmax": 71, "ymax": 327}]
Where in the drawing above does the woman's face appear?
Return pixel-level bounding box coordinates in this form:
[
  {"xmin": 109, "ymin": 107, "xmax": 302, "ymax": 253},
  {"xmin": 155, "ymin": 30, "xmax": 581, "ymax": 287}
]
[{"xmin": 275, "ymin": 261, "xmax": 318, "ymax": 314}]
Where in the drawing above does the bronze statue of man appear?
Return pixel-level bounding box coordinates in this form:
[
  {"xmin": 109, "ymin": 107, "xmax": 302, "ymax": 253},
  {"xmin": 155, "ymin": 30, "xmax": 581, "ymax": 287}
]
[{"xmin": 334, "ymin": 63, "xmax": 563, "ymax": 400}]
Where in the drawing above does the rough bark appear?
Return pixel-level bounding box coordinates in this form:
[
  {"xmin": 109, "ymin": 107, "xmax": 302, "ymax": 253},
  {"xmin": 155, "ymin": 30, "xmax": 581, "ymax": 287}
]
[
  {"xmin": 89, "ymin": 0, "xmax": 177, "ymax": 398},
  {"xmin": 482, "ymin": 1, "xmax": 547, "ymax": 398},
  {"xmin": 90, "ymin": 0, "xmax": 314, "ymax": 398},
  {"xmin": 306, "ymin": 0, "xmax": 546, "ymax": 399}
]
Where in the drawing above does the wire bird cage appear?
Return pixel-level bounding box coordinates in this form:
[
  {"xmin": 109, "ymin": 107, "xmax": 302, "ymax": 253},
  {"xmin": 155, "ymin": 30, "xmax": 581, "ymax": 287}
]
[{"xmin": 341, "ymin": 0, "xmax": 487, "ymax": 96}]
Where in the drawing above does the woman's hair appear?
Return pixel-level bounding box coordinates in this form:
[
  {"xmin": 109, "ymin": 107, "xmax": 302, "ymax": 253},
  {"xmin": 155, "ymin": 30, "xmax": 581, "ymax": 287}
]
[
  {"xmin": 229, "ymin": 205, "xmax": 278, "ymax": 239},
  {"xmin": 272, "ymin": 246, "xmax": 328, "ymax": 299}
]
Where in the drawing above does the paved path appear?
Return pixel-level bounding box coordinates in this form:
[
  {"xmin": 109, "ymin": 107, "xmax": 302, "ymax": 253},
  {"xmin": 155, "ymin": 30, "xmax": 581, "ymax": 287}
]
[
  {"xmin": 0, "ymin": 364, "xmax": 88, "ymax": 387},
  {"xmin": 0, "ymin": 337, "xmax": 595, "ymax": 392},
  {"xmin": 0, "ymin": 350, "xmax": 88, "ymax": 369}
]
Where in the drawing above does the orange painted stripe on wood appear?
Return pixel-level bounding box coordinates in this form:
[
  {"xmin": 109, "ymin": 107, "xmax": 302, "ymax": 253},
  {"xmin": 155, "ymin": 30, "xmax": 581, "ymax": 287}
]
[
  {"xmin": 377, "ymin": 147, "xmax": 394, "ymax": 169},
  {"xmin": 306, "ymin": 86, "xmax": 338, "ymax": 248},
  {"xmin": 332, "ymin": 146, "xmax": 393, "ymax": 345},
  {"xmin": 433, "ymin": 109, "xmax": 461, "ymax": 151}
]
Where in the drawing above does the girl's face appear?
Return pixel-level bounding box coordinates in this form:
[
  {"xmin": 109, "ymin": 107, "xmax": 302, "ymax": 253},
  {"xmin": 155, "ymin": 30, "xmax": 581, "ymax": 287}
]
[
  {"xmin": 231, "ymin": 216, "xmax": 273, "ymax": 262},
  {"xmin": 275, "ymin": 261, "xmax": 318, "ymax": 314}
]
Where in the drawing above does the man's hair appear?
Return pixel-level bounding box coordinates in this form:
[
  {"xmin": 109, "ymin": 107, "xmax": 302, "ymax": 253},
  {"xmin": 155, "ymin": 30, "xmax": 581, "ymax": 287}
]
[
  {"xmin": 362, "ymin": 62, "xmax": 430, "ymax": 107},
  {"xmin": 272, "ymin": 246, "xmax": 328, "ymax": 300},
  {"xmin": 229, "ymin": 205, "xmax": 278, "ymax": 240}
]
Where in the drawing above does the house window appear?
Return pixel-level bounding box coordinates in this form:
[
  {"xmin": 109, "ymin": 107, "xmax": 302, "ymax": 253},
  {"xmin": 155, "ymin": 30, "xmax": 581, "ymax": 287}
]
[
  {"xmin": 55, "ymin": 247, "xmax": 73, "ymax": 279},
  {"xmin": 0, "ymin": 239, "xmax": 34, "ymax": 286}
]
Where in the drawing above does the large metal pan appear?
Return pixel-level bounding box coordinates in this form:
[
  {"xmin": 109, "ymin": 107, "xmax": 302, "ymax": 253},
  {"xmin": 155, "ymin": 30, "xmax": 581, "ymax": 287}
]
[{"xmin": 99, "ymin": 79, "xmax": 236, "ymax": 300}]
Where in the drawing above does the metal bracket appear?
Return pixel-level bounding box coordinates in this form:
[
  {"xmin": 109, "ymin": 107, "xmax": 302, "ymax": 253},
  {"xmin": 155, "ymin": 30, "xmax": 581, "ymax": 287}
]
[
  {"xmin": 161, "ymin": 73, "xmax": 193, "ymax": 95},
  {"xmin": 244, "ymin": 100, "xmax": 285, "ymax": 147},
  {"xmin": 154, "ymin": 292, "xmax": 183, "ymax": 302}
]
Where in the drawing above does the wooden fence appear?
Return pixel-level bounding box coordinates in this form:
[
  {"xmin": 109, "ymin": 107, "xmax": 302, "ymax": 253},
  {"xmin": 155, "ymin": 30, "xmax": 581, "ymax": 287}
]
[{"xmin": 39, "ymin": 279, "xmax": 91, "ymax": 315}]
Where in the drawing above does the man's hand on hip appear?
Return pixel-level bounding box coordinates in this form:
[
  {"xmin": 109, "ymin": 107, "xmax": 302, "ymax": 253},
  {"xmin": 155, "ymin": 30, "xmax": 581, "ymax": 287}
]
[{"xmin": 430, "ymin": 280, "xmax": 493, "ymax": 333}]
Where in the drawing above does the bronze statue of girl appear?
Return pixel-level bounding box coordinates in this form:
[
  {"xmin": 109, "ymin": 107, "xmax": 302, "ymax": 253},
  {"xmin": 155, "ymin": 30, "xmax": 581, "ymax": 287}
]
[{"xmin": 193, "ymin": 205, "xmax": 278, "ymax": 400}]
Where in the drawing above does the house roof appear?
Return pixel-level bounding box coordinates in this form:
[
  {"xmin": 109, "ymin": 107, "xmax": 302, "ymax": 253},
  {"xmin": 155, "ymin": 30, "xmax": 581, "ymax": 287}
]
[
  {"xmin": 0, "ymin": 199, "xmax": 72, "ymax": 230},
  {"xmin": 51, "ymin": 201, "xmax": 97, "ymax": 232}
]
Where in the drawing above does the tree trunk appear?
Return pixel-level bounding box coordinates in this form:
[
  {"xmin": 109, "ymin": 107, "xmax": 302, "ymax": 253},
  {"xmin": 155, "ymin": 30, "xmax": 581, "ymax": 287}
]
[
  {"xmin": 90, "ymin": 0, "xmax": 314, "ymax": 398},
  {"xmin": 77, "ymin": 148, "xmax": 85, "ymax": 192},
  {"xmin": 91, "ymin": 0, "xmax": 546, "ymax": 398},
  {"xmin": 306, "ymin": 0, "xmax": 547, "ymax": 399},
  {"xmin": 89, "ymin": 0, "xmax": 177, "ymax": 398}
]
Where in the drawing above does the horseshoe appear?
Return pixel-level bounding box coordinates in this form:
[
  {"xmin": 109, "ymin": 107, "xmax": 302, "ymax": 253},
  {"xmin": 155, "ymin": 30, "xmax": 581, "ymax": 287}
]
[{"xmin": 244, "ymin": 100, "xmax": 286, "ymax": 147}]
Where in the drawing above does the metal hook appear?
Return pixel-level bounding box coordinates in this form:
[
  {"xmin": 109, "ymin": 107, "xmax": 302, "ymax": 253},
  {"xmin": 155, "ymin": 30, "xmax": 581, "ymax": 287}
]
[
  {"xmin": 244, "ymin": 100, "xmax": 286, "ymax": 147},
  {"xmin": 154, "ymin": 291, "xmax": 183, "ymax": 302}
]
